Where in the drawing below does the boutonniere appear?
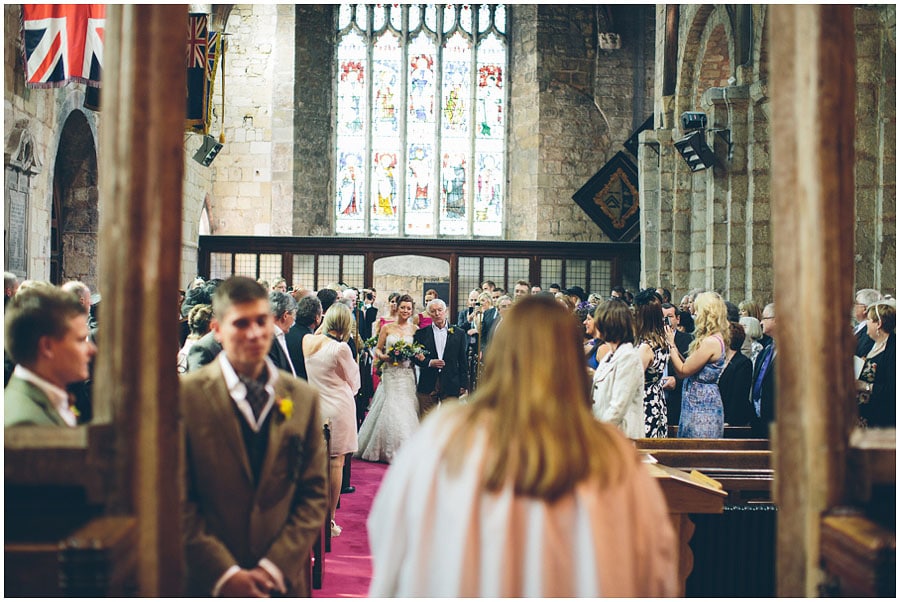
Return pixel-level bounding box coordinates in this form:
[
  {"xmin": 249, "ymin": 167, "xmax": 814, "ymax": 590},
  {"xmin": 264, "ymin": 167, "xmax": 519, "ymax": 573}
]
[
  {"xmin": 278, "ymin": 398, "xmax": 294, "ymax": 421},
  {"xmin": 448, "ymin": 326, "xmax": 456, "ymax": 335}
]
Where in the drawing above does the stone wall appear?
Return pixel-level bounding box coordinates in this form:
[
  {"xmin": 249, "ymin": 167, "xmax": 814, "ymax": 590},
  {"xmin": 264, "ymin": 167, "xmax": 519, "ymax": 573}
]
[
  {"xmin": 205, "ymin": 4, "xmax": 283, "ymax": 236},
  {"xmin": 293, "ymin": 4, "xmax": 333, "ymax": 235},
  {"xmin": 3, "ymin": 5, "xmax": 100, "ymax": 286},
  {"xmin": 507, "ymin": 5, "xmax": 654, "ymax": 242},
  {"xmin": 854, "ymin": 6, "xmax": 896, "ymax": 294}
]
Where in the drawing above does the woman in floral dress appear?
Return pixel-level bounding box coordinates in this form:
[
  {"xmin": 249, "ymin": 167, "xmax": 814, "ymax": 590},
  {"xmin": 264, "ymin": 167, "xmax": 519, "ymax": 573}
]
[
  {"xmin": 666, "ymin": 291, "xmax": 730, "ymax": 438},
  {"xmin": 634, "ymin": 289, "xmax": 669, "ymax": 438}
]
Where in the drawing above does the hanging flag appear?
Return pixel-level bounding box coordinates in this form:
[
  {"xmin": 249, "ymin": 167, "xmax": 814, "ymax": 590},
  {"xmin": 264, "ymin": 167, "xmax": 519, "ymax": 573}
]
[
  {"xmin": 192, "ymin": 30, "xmax": 225, "ymax": 135},
  {"xmin": 21, "ymin": 4, "xmax": 105, "ymax": 89},
  {"xmin": 185, "ymin": 12, "xmax": 208, "ymax": 129}
]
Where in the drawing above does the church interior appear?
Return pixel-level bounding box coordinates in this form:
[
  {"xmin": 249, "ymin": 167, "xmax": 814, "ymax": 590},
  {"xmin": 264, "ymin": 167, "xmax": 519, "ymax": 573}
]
[{"xmin": 3, "ymin": 4, "xmax": 896, "ymax": 597}]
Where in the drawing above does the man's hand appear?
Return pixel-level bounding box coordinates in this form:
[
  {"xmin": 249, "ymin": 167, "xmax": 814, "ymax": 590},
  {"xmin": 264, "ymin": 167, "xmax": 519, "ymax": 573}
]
[
  {"xmin": 662, "ymin": 376, "xmax": 676, "ymax": 390},
  {"xmin": 429, "ymin": 358, "xmax": 445, "ymax": 369},
  {"xmin": 220, "ymin": 568, "xmax": 277, "ymax": 598}
]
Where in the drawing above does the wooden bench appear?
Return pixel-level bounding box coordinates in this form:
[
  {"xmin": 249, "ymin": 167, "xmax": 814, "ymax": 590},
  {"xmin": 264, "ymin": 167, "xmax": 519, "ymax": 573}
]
[
  {"xmin": 668, "ymin": 424, "xmax": 755, "ymax": 438},
  {"xmin": 636, "ymin": 438, "xmax": 776, "ymax": 596},
  {"xmin": 635, "ymin": 440, "xmax": 773, "ymax": 505}
]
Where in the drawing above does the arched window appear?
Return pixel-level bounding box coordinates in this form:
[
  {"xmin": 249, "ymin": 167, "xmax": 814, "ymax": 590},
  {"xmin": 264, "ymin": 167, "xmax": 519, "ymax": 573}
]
[{"xmin": 334, "ymin": 4, "xmax": 508, "ymax": 237}]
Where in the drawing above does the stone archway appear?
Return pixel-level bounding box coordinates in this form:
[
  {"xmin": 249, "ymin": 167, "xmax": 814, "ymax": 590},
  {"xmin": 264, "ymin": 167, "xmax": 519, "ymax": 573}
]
[
  {"xmin": 52, "ymin": 110, "xmax": 99, "ymax": 287},
  {"xmin": 372, "ymin": 254, "xmax": 450, "ymax": 316}
]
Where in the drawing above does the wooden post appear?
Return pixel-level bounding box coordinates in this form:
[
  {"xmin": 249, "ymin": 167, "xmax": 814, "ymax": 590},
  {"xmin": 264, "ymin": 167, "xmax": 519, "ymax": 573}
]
[
  {"xmin": 769, "ymin": 5, "xmax": 856, "ymax": 597},
  {"xmin": 94, "ymin": 5, "xmax": 187, "ymax": 596}
]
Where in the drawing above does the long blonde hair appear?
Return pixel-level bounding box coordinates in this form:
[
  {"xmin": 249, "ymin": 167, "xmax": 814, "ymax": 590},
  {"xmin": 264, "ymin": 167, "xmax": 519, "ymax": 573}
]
[
  {"xmin": 321, "ymin": 303, "xmax": 352, "ymax": 342},
  {"xmin": 688, "ymin": 291, "xmax": 731, "ymax": 355},
  {"xmin": 445, "ymin": 296, "xmax": 629, "ymax": 500}
]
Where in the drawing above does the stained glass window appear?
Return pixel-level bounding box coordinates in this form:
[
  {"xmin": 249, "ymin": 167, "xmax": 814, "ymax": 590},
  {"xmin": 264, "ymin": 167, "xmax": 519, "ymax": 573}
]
[{"xmin": 334, "ymin": 4, "xmax": 508, "ymax": 238}]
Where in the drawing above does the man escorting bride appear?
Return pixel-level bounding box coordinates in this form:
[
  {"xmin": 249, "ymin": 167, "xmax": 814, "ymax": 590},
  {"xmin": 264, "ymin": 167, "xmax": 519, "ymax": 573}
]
[{"xmin": 356, "ymin": 294, "xmax": 420, "ymax": 463}]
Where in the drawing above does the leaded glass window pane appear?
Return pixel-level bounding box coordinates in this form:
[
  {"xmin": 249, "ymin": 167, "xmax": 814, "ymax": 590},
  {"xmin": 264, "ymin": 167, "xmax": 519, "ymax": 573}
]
[
  {"xmin": 210, "ymin": 252, "xmax": 232, "ymax": 279},
  {"xmin": 566, "ymin": 259, "xmax": 587, "ymax": 290},
  {"xmin": 590, "ymin": 259, "xmax": 612, "ymax": 296},
  {"xmin": 234, "ymin": 253, "xmax": 256, "ymax": 278},
  {"xmin": 541, "ymin": 259, "xmax": 562, "ymax": 289},
  {"xmin": 334, "ymin": 4, "xmax": 507, "ymax": 238},
  {"xmin": 293, "ymin": 254, "xmax": 315, "ymax": 290},
  {"xmin": 258, "ymin": 254, "xmax": 282, "ymax": 284}
]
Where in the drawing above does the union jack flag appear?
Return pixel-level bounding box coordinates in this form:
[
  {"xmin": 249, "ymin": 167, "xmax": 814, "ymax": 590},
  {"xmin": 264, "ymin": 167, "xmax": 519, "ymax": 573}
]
[
  {"xmin": 187, "ymin": 13, "xmax": 207, "ymax": 68},
  {"xmin": 186, "ymin": 13, "xmax": 208, "ymax": 127},
  {"xmin": 21, "ymin": 4, "xmax": 105, "ymax": 89}
]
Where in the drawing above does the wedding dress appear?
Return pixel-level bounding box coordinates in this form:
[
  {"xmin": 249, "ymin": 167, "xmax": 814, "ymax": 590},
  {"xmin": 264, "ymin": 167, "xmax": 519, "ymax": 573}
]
[{"xmin": 356, "ymin": 333, "xmax": 420, "ymax": 463}]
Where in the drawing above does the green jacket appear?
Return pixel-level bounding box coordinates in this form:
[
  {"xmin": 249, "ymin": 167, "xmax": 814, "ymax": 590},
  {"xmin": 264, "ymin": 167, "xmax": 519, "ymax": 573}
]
[{"xmin": 4, "ymin": 374, "xmax": 67, "ymax": 427}]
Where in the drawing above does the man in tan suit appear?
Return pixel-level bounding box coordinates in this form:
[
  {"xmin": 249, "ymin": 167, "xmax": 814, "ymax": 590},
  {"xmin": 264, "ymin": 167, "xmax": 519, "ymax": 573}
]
[{"xmin": 181, "ymin": 276, "xmax": 328, "ymax": 597}]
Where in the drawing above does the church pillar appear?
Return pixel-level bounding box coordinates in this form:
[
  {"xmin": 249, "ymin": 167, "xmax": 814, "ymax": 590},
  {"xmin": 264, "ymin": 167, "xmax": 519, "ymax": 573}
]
[
  {"xmin": 94, "ymin": 5, "xmax": 187, "ymax": 595},
  {"xmin": 770, "ymin": 5, "xmax": 856, "ymax": 596},
  {"xmin": 707, "ymin": 85, "xmax": 751, "ymax": 300},
  {"xmin": 747, "ymin": 81, "xmax": 773, "ymax": 303},
  {"xmin": 638, "ymin": 130, "xmax": 660, "ymax": 285}
]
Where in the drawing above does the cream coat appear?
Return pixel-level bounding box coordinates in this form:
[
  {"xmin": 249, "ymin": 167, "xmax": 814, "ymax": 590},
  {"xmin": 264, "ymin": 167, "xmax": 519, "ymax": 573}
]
[{"xmin": 591, "ymin": 342, "xmax": 646, "ymax": 439}]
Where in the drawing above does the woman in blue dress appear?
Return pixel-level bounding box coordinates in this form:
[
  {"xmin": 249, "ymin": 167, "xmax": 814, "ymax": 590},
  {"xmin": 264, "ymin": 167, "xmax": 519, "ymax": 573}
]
[{"xmin": 665, "ymin": 291, "xmax": 731, "ymax": 438}]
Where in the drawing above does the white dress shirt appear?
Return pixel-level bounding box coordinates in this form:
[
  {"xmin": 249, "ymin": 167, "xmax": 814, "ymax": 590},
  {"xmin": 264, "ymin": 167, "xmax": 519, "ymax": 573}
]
[{"xmin": 432, "ymin": 322, "xmax": 448, "ymax": 360}]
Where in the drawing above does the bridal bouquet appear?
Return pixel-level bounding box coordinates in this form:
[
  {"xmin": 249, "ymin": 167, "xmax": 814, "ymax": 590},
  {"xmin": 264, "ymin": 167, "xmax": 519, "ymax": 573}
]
[{"xmin": 384, "ymin": 339, "xmax": 426, "ymax": 367}]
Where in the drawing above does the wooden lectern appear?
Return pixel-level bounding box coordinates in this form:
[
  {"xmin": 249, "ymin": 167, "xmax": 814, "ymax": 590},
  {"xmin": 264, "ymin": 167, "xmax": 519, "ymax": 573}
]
[{"xmin": 647, "ymin": 461, "xmax": 727, "ymax": 596}]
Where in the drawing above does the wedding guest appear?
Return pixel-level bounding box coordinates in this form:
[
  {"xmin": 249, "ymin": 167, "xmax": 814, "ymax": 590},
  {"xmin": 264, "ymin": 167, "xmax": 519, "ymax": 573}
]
[
  {"xmin": 718, "ymin": 322, "xmax": 754, "ymax": 427},
  {"xmin": 634, "ymin": 289, "xmax": 669, "ymax": 438},
  {"xmin": 856, "ymin": 298, "xmax": 896, "ymax": 427},
  {"xmin": 853, "ymin": 288, "xmax": 883, "ymax": 357},
  {"xmin": 591, "ymin": 299, "xmax": 645, "ymax": 438},
  {"xmin": 374, "ymin": 292, "xmax": 400, "ymax": 339},
  {"xmin": 738, "ymin": 298, "xmax": 763, "ymax": 322},
  {"xmin": 368, "ymin": 296, "xmax": 677, "ymax": 596},
  {"xmin": 739, "ymin": 316, "xmax": 764, "ymax": 363},
  {"xmin": 303, "ymin": 303, "xmax": 361, "ymax": 537},
  {"xmin": 5, "ymin": 286, "xmax": 96, "ymax": 427},
  {"xmin": 177, "ymin": 304, "xmax": 213, "ymax": 374},
  {"xmin": 417, "ymin": 288, "xmax": 439, "ymax": 329},
  {"xmin": 666, "ymin": 291, "xmax": 730, "ymax": 438},
  {"xmin": 581, "ymin": 304, "xmax": 609, "ymax": 374},
  {"xmin": 4, "ymin": 271, "xmax": 19, "ymax": 306},
  {"xmin": 180, "ymin": 277, "xmax": 327, "ymax": 596}
]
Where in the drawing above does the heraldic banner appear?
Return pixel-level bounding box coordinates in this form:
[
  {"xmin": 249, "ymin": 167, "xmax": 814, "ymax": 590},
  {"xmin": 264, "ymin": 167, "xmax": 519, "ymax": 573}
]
[{"xmin": 22, "ymin": 4, "xmax": 105, "ymax": 89}]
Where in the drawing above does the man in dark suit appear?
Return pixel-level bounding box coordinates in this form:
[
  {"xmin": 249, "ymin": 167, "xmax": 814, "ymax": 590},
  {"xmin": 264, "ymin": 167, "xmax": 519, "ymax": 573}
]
[
  {"xmin": 285, "ymin": 294, "xmax": 322, "ymax": 380},
  {"xmin": 413, "ymin": 299, "xmax": 469, "ymax": 419},
  {"xmin": 750, "ymin": 303, "xmax": 777, "ymax": 438},
  {"xmin": 268, "ymin": 291, "xmax": 297, "ymax": 376},
  {"xmin": 186, "ymin": 330, "xmax": 222, "ymax": 371},
  {"xmin": 180, "ymin": 276, "xmax": 328, "ymax": 597},
  {"xmin": 662, "ymin": 303, "xmax": 693, "ymax": 426}
]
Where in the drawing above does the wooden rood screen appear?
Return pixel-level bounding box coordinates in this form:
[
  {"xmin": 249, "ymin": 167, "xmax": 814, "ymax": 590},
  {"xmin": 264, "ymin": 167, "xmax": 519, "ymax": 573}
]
[{"xmin": 197, "ymin": 236, "xmax": 641, "ymax": 316}]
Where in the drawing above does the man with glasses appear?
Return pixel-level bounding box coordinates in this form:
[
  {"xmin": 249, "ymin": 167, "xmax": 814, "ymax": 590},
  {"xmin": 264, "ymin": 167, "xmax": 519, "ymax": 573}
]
[
  {"xmin": 853, "ymin": 288, "xmax": 882, "ymax": 357},
  {"xmin": 751, "ymin": 304, "xmax": 777, "ymax": 437}
]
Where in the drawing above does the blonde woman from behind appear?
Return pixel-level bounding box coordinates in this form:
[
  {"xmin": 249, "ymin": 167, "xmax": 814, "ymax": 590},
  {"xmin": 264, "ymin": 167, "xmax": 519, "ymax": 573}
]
[{"xmin": 367, "ymin": 295, "xmax": 677, "ymax": 597}]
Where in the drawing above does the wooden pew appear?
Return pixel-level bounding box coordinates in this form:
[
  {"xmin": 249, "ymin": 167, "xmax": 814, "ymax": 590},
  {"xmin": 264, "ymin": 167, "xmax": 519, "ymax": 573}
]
[
  {"xmin": 820, "ymin": 427, "xmax": 895, "ymax": 597},
  {"xmin": 668, "ymin": 424, "xmax": 755, "ymax": 438},
  {"xmin": 635, "ymin": 440, "xmax": 772, "ymax": 505},
  {"xmin": 636, "ymin": 437, "xmax": 777, "ymax": 597}
]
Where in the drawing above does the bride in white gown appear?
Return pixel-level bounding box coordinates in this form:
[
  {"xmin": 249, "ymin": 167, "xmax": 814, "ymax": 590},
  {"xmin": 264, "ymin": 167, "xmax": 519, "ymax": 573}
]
[{"xmin": 356, "ymin": 294, "xmax": 421, "ymax": 463}]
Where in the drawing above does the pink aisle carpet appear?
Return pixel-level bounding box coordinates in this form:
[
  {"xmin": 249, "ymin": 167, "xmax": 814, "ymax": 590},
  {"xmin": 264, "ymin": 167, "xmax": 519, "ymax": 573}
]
[{"xmin": 314, "ymin": 458, "xmax": 389, "ymax": 598}]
